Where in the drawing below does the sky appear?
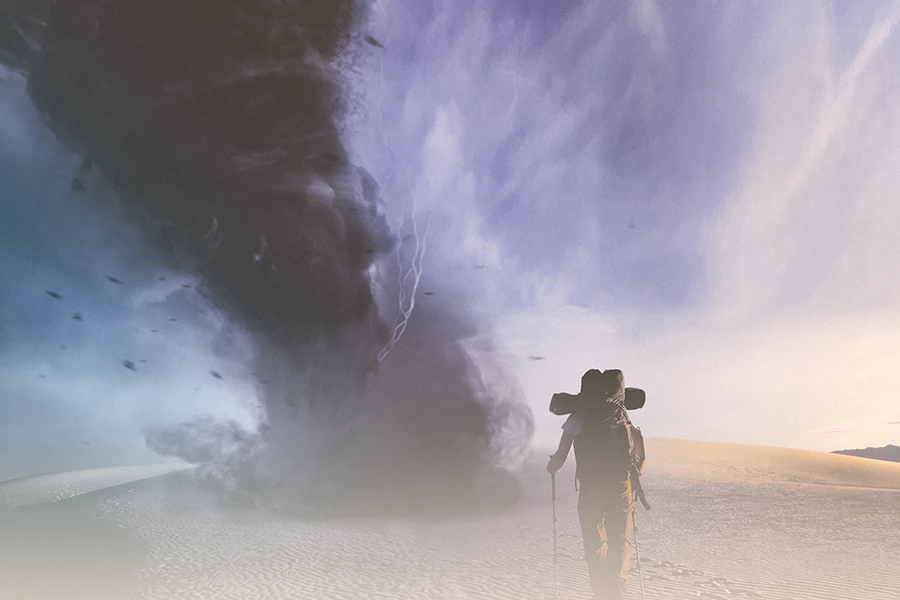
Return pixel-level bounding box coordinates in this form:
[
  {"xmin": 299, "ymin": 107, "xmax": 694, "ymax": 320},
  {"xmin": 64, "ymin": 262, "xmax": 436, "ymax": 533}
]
[
  {"xmin": 2, "ymin": 0, "xmax": 900, "ymax": 480},
  {"xmin": 353, "ymin": 0, "xmax": 900, "ymax": 451}
]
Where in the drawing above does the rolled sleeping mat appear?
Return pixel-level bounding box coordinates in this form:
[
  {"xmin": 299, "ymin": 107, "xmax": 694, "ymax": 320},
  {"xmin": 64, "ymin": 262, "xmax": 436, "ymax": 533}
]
[
  {"xmin": 549, "ymin": 388, "xmax": 646, "ymax": 415},
  {"xmin": 549, "ymin": 392, "xmax": 580, "ymax": 415},
  {"xmin": 624, "ymin": 387, "xmax": 646, "ymax": 410}
]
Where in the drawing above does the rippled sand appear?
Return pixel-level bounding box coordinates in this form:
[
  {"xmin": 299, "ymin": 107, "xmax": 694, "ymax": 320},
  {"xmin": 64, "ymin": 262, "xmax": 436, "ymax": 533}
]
[{"xmin": 2, "ymin": 439, "xmax": 899, "ymax": 600}]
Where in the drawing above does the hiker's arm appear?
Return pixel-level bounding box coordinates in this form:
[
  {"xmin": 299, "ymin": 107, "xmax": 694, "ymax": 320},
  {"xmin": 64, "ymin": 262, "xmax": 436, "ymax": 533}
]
[{"xmin": 546, "ymin": 432, "xmax": 574, "ymax": 474}]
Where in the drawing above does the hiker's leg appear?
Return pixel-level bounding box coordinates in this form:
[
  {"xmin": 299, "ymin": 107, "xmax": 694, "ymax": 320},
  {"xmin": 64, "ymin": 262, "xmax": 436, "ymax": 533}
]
[
  {"xmin": 577, "ymin": 486, "xmax": 606, "ymax": 598},
  {"xmin": 601, "ymin": 478, "xmax": 633, "ymax": 599}
]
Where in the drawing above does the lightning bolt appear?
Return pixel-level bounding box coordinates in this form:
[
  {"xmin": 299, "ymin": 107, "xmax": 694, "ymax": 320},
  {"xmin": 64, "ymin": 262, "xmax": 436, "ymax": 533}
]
[
  {"xmin": 366, "ymin": 1, "xmax": 433, "ymax": 364},
  {"xmin": 493, "ymin": 66, "xmax": 541, "ymax": 134},
  {"xmin": 377, "ymin": 164, "xmax": 433, "ymax": 363}
]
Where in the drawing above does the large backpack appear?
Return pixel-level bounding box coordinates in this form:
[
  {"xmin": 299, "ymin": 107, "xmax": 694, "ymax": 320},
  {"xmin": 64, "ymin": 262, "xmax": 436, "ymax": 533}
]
[
  {"xmin": 553, "ymin": 369, "xmax": 647, "ymax": 482},
  {"xmin": 572, "ymin": 405, "xmax": 640, "ymax": 482}
]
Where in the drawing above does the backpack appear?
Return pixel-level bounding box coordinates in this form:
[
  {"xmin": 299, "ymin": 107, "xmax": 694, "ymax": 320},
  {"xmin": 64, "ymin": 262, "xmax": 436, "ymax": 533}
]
[
  {"xmin": 572, "ymin": 404, "xmax": 639, "ymax": 482},
  {"xmin": 551, "ymin": 369, "xmax": 648, "ymax": 483}
]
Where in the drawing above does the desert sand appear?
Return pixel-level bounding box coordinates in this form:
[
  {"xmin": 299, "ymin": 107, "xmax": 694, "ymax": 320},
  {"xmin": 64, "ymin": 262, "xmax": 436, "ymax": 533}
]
[
  {"xmin": 2, "ymin": 438, "xmax": 899, "ymax": 600},
  {"xmin": 0, "ymin": 465, "xmax": 188, "ymax": 509}
]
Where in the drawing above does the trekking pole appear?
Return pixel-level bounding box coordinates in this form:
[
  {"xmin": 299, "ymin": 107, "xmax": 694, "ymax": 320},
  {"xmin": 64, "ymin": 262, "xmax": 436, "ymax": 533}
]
[
  {"xmin": 551, "ymin": 472, "xmax": 558, "ymax": 600},
  {"xmin": 633, "ymin": 512, "xmax": 646, "ymax": 600}
]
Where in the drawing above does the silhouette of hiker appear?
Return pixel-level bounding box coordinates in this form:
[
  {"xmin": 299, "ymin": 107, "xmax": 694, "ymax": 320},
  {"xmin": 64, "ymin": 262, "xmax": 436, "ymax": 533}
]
[{"xmin": 547, "ymin": 369, "xmax": 636, "ymax": 600}]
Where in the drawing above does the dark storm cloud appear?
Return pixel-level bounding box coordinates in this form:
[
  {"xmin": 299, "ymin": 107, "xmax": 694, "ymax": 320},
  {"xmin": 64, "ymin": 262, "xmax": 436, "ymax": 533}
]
[
  {"xmin": 6, "ymin": 0, "xmax": 393, "ymax": 357},
  {"xmin": 1, "ymin": 0, "xmax": 532, "ymax": 511}
]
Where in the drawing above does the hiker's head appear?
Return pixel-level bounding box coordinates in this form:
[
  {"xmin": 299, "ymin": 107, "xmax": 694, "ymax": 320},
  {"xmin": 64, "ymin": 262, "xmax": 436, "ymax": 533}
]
[
  {"xmin": 580, "ymin": 369, "xmax": 606, "ymax": 397},
  {"xmin": 603, "ymin": 369, "xmax": 624, "ymax": 396},
  {"xmin": 580, "ymin": 368, "xmax": 625, "ymax": 400}
]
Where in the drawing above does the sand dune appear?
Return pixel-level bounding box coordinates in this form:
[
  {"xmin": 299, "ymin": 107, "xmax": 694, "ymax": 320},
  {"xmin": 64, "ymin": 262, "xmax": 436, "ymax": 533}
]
[
  {"xmin": 0, "ymin": 464, "xmax": 190, "ymax": 508},
  {"xmin": 645, "ymin": 437, "xmax": 900, "ymax": 489},
  {"xmin": 1, "ymin": 439, "xmax": 898, "ymax": 600}
]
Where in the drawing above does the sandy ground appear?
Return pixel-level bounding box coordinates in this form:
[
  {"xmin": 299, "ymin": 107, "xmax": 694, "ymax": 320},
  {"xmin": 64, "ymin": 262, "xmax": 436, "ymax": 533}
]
[
  {"xmin": 1, "ymin": 439, "xmax": 899, "ymax": 600},
  {"xmin": 0, "ymin": 465, "xmax": 188, "ymax": 509}
]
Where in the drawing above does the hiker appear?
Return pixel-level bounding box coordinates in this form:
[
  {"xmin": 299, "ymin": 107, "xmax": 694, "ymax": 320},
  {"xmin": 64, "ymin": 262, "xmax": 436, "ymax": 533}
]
[{"xmin": 547, "ymin": 369, "xmax": 644, "ymax": 600}]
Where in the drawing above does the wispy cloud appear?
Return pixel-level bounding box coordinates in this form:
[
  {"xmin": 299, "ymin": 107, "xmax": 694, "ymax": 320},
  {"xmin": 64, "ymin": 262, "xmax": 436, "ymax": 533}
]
[
  {"xmin": 710, "ymin": 6, "xmax": 900, "ymax": 317},
  {"xmin": 356, "ymin": 0, "xmax": 900, "ymax": 452}
]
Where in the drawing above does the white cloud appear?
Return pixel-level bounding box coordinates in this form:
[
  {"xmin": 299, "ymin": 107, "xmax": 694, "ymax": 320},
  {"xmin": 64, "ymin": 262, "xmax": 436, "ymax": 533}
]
[
  {"xmin": 709, "ymin": 6, "xmax": 900, "ymax": 317},
  {"xmin": 356, "ymin": 0, "xmax": 707, "ymax": 311},
  {"xmin": 353, "ymin": 0, "xmax": 900, "ymax": 453}
]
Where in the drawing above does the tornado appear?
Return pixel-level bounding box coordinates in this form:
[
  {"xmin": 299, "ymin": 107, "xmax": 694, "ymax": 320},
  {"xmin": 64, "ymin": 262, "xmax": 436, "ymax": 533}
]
[{"xmin": 1, "ymin": 0, "xmax": 533, "ymax": 513}]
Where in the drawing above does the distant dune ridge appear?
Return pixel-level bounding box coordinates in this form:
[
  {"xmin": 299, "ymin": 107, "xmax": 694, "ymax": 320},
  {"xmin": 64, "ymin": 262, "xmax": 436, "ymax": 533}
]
[
  {"xmin": 0, "ymin": 464, "xmax": 189, "ymax": 508},
  {"xmin": 2, "ymin": 438, "xmax": 900, "ymax": 600},
  {"xmin": 833, "ymin": 444, "xmax": 900, "ymax": 463},
  {"xmin": 644, "ymin": 438, "xmax": 900, "ymax": 489}
]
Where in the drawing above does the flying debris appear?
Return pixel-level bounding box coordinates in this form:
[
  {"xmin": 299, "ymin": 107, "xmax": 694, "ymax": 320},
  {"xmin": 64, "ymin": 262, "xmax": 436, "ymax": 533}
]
[
  {"xmin": 423, "ymin": 291, "xmax": 435, "ymax": 296},
  {"xmin": 139, "ymin": 359, "xmax": 148, "ymax": 363},
  {"xmin": 210, "ymin": 370, "xmax": 223, "ymax": 380},
  {"xmin": 80, "ymin": 440, "xmax": 90, "ymax": 446},
  {"xmin": 527, "ymin": 355, "xmax": 547, "ymax": 361},
  {"xmin": 158, "ymin": 276, "xmax": 166, "ymax": 281},
  {"xmin": 475, "ymin": 264, "xmax": 486, "ymax": 270},
  {"xmin": 151, "ymin": 329, "xmax": 159, "ymax": 333},
  {"xmin": 38, "ymin": 374, "xmax": 46, "ymax": 379},
  {"xmin": 45, "ymin": 290, "xmax": 63, "ymax": 300},
  {"xmin": 1, "ymin": 0, "xmax": 534, "ymax": 515},
  {"xmin": 70, "ymin": 178, "xmax": 86, "ymax": 193},
  {"xmin": 628, "ymin": 222, "xmax": 636, "ymax": 229},
  {"xmin": 364, "ymin": 35, "xmax": 384, "ymax": 49},
  {"xmin": 72, "ymin": 312, "xmax": 83, "ymax": 321},
  {"xmin": 169, "ymin": 318, "xmax": 178, "ymax": 322},
  {"xmin": 58, "ymin": 344, "xmax": 66, "ymax": 350},
  {"xmin": 105, "ymin": 275, "xmax": 123, "ymax": 284},
  {"xmin": 122, "ymin": 360, "xmax": 137, "ymax": 372}
]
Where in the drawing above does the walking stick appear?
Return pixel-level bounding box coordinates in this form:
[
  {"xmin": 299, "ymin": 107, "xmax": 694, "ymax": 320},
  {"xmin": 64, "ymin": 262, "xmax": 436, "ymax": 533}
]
[
  {"xmin": 633, "ymin": 512, "xmax": 646, "ymax": 600},
  {"xmin": 551, "ymin": 472, "xmax": 558, "ymax": 600}
]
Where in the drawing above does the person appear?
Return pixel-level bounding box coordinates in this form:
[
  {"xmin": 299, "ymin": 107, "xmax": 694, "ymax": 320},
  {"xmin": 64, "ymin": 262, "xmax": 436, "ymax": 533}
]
[{"xmin": 547, "ymin": 369, "xmax": 636, "ymax": 600}]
